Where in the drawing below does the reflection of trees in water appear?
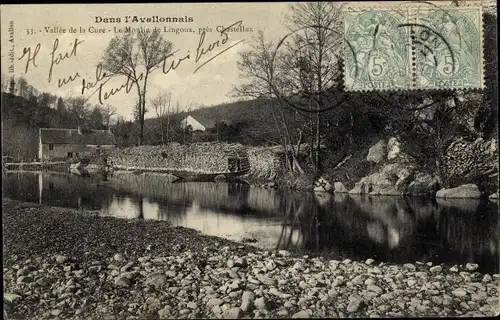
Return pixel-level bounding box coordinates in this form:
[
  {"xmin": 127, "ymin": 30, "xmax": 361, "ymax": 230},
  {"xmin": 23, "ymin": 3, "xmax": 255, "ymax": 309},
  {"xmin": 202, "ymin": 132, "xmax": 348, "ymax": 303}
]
[
  {"xmin": 4, "ymin": 172, "xmax": 497, "ymax": 272},
  {"xmin": 2, "ymin": 172, "xmax": 112, "ymax": 210},
  {"xmin": 3, "ymin": 172, "xmax": 39, "ymax": 202},
  {"xmin": 109, "ymin": 174, "xmax": 282, "ymax": 216},
  {"xmin": 274, "ymin": 192, "xmax": 313, "ymax": 250},
  {"xmin": 277, "ymin": 193, "xmax": 499, "ymax": 272},
  {"xmin": 435, "ymin": 200, "xmax": 499, "ymax": 272}
]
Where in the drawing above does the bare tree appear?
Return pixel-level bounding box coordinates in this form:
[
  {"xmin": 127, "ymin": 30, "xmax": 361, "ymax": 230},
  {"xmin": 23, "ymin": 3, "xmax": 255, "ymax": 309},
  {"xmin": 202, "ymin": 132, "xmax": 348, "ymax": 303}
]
[
  {"xmin": 233, "ymin": 3, "xmax": 344, "ymax": 174},
  {"xmin": 100, "ymin": 104, "xmax": 117, "ymax": 127},
  {"xmin": 150, "ymin": 90, "xmax": 172, "ymax": 145},
  {"xmin": 233, "ymin": 31, "xmax": 304, "ymax": 173},
  {"xmin": 101, "ymin": 30, "xmax": 174, "ymax": 145},
  {"xmin": 17, "ymin": 77, "xmax": 28, "ymax": 98},
  {"xmin": 279, "ymin": 2, "xmax": 344, "ymax": 173},
  {"xmin": 65, "ymin": 96, "xmax": 91, "ymax": 125}
]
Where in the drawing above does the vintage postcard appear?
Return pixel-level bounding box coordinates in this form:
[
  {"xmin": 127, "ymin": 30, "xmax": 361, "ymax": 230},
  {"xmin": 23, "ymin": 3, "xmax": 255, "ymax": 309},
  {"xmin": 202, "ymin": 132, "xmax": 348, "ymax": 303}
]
[{"xmin": 1, "ymin": 1, "xmax": 498, "ymax": 319}]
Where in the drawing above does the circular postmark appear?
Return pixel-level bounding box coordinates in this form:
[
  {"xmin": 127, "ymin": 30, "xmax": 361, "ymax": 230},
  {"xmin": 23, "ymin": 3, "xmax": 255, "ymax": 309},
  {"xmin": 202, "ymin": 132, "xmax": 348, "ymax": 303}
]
[
  {"xmin": 268, "ymin": 20, "xmax": 356, "ymax": 113},
  {"xmin": 346, "ymin": 1, "xmax": 471, "ymax": 110}
]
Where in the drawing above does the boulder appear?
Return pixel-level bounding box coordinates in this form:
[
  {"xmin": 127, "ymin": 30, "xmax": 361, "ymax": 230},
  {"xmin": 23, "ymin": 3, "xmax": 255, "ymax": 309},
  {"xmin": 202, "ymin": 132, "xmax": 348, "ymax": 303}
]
[
  {"xmin": 366, "ymin": 140, "xmax": 387, "ymax": 163},
  {"xmin": 405, "ymin": 172, "xmax": 440, "ymax": 195},
  {"xmin": 349, "ymin": 162, "xmax": 415, "ymax": 195},
  {"xmin": 489, "ymin": 191, "xmax": 499, "ymax": 199},
  {"xmin": 436, "ymin": 184, "xmax": 482, "ymax": 199},
  {"xmin": 387, "ymin": 137, "xmax": 401, "ymax": 160},
  {"xmin": 314, "ymin": 177, "xmax": 333, "ymax": 193},
  {"xmin": 333, "ymin": 182, "xmax": 348, "ymax": 193}
]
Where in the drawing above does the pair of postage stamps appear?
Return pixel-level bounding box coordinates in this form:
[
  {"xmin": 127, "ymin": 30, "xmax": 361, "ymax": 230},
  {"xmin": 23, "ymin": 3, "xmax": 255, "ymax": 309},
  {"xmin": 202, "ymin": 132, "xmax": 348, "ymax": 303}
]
[{"xmin": 343, "ymin": 4, "xmax": 484, "ymax": 91}]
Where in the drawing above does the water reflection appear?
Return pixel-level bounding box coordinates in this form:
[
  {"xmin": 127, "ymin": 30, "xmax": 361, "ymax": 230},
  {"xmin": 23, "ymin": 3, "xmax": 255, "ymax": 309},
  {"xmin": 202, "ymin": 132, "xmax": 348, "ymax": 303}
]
[{"xmin": 2, "ymin": 171, "xmax": 498, "ymax": 273}]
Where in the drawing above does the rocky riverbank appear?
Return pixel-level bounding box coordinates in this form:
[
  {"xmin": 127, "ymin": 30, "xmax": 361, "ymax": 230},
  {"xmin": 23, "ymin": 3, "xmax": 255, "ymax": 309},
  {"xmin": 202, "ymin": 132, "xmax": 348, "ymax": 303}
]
[{"xmin": 3, "ymin": 199, "xmax": 499, "ymax": 319}]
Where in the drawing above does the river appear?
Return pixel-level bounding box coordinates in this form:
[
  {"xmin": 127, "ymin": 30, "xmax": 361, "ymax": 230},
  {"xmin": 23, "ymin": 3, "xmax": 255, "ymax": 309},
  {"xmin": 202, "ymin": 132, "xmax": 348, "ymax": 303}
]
[{"xmin": 2, "ymin": 171, "xmax": 499, "ymax": 273}]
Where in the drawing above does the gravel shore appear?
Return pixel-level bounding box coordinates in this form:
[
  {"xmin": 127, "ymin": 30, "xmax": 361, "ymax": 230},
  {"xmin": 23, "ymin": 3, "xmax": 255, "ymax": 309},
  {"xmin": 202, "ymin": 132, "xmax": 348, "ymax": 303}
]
[{"xmin": 3, "ymin": 199, "xmax": 500, "ymax": 319}]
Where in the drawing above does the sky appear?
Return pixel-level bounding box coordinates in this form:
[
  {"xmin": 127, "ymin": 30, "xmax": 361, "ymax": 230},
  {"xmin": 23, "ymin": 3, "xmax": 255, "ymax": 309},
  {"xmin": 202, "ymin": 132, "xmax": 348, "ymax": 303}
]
[{"xmin": 0, "ymin": 3, "xmax": 291, "ymax": 120}]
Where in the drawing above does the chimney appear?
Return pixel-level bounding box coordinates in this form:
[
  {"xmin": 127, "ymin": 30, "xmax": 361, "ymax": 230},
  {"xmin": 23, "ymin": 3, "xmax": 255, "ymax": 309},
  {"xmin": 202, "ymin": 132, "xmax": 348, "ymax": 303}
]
[
  {"xmin": 77, "ymin": 126, "xmax": 82, "ymax": 134},
  {"xmin": 108, "ymin": 127, "xmax": 112, "ymax": 134}
]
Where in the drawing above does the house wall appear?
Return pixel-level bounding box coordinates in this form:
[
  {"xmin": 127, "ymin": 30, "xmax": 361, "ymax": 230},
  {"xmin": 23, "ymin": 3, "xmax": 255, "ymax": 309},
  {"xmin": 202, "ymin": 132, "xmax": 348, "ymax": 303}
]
[
  {"xmin": 180, "ymin": 116, "xmax": 206, "ymax": 132},
  {"xmin": 40, "ymin": 143, "xmax": 115, "ymax": 160}
]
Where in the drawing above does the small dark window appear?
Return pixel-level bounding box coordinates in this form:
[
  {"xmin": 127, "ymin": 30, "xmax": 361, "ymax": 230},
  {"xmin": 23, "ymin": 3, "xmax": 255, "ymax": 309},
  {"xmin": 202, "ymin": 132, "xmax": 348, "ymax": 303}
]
[
  {"xmin": 68, "ymin": 152, "xmax": 73, "ymax": 158},
  {"xmin": 49, "ymin": 144, "xmax": 54, "ymax": 150},
  {"xmin": 48, "ymin": 182, "xmax": 54, "ymax": 190}
]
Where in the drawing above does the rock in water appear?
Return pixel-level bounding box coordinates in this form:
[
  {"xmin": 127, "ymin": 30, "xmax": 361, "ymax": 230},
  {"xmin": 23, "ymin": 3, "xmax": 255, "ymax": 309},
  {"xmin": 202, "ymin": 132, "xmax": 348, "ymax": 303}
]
[
  {"xmin": 314, "ymin": 177, "xmax": 333, "ymax": 193},
  {"xmin": 436, "ymin": 184, "xmax": 482, "ymax": 199},
  {"xmin": 333, "ymin": 182, "xmax": 348, "ymax": 193}
]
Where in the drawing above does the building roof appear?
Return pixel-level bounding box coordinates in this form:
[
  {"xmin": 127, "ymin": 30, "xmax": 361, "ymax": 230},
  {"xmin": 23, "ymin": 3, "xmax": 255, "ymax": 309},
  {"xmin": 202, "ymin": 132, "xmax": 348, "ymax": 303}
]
[
  {"xmin": 182, "ymin": 115, "xmax": 216, "ymax": 129},
  {"xmin": 40, "ymin": 128, "xmax": 116, "ymax": 145}
]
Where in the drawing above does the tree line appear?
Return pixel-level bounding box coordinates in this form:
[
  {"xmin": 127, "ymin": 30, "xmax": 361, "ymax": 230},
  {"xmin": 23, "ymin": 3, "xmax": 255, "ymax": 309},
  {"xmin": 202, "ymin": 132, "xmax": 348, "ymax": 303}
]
[{"xmin": 2, "ymin": 1, "xmax": 497, "ymax": 182}]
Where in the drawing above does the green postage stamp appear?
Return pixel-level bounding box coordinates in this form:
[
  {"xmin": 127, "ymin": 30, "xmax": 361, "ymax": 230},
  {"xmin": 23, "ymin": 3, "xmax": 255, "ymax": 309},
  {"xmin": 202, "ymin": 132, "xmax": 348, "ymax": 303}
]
[{"xmin": 343, "ymin": 4, "xmax": 484, "ymax": 91}]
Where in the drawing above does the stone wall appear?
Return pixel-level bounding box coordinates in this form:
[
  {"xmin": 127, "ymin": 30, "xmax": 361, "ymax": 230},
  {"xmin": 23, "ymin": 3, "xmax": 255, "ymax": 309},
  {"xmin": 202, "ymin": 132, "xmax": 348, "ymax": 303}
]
[
  {"xmin": 109, "ymin": 143, "xmax": 247, "ymax": 173},
  {"xmin": 108, "ymin": 142, "xmax": 285, "ymax": 179},
  {"xmin": 441, "ymin": 138, "xmax": 498, "ymax": 186},
  {"xmin": 247, "ymin": 145, "xmax": 286, "ymax": 180}
]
